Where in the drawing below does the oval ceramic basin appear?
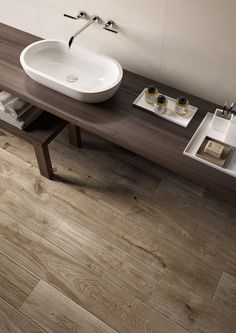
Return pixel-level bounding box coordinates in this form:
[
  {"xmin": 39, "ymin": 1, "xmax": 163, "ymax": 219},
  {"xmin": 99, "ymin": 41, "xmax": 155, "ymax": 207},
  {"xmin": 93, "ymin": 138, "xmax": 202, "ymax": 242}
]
[{"xmin": 20, "ymin": 39, "xmax": 123, "ymax": 103}]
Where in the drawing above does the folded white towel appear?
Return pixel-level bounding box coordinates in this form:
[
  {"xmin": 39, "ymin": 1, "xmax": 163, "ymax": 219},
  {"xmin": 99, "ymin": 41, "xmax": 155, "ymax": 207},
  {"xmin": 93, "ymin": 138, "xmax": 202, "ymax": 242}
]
[
  {"xmin": 0, "ymin": 91, "xmax": 14, "ymax": 107},
  {"xmin": 5, "ymin": 97, "xmax": 32, "ymax": 119},
  {"xmin": 0, "ymin": 107, "xmax": 43, "ymax": 130}
]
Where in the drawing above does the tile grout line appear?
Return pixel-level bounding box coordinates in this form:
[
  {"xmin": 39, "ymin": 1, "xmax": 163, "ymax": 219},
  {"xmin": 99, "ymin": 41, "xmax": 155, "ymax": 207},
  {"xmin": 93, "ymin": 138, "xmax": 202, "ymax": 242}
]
[
  {"xmin": 94, "ymin": 273, "xmax": 191, "ymax": 333},
  {"xmin": 210, "ymin": 271, "xmax": 223, "ymax": 303},
  {"xmin": 158, "ymin": 0, "xmax": 169, "ymax": 82},
  {"xmin": 0, "ymin": 247, "xmax": 40, "ymax": 281},
  {"xmin": 0, "ymin": 294, "xmax": 49, "ymax": 333}
]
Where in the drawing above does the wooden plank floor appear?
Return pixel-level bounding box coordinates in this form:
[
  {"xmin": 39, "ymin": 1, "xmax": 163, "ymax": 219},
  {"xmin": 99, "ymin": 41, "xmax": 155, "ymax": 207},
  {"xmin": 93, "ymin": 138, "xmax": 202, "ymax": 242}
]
[{"xmin": 0, "ymin": 127, "xmax": 235, "ymax": 333}]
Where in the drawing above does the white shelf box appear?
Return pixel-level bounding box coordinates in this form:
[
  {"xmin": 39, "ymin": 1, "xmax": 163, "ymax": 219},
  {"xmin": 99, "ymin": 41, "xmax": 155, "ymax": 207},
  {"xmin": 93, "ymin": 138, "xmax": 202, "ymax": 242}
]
[{"xmin": 184, "ymin": 112, "xmax": 236, "ymax": 178}]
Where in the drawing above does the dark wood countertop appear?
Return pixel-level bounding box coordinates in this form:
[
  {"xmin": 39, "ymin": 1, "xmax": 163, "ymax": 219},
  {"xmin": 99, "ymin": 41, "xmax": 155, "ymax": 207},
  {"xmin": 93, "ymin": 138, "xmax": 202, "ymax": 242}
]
[{"xmin": 0, "ymin": 23, "xmax": 235, "ymax": 198}]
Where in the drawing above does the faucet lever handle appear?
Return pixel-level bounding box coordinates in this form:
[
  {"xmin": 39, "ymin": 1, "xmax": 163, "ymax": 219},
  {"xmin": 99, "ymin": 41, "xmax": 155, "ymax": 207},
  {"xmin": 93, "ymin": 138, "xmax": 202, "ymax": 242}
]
[
  {"xmin": 64, "ymin": 11, "xmax": 86, "ymax": 20},
  {"xmin": 103, "ymin": 20, "xmax": 118, "ymax": 34},
  {"xmin": 64, "ymin": 14, "xmax": 77, "ymax": 20}
]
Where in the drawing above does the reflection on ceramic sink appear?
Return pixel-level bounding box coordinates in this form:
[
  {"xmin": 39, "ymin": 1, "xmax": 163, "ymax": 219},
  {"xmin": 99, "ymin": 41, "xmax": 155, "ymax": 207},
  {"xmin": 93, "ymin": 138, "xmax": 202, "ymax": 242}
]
[{"xmin": 20, "ymin": 39, "xmax": 123, "ymax": 103}]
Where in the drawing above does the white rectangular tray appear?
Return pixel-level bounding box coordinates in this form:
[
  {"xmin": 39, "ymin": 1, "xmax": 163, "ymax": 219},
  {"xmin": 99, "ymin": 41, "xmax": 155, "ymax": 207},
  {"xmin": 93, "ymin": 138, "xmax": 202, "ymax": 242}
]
[
  {"xmin": 184, "ymin": 112, "xmax": 236, "ymax": 177},
  {"xmin": 133, "ymin": 89, "xmax": 198, "ymax": 128}
]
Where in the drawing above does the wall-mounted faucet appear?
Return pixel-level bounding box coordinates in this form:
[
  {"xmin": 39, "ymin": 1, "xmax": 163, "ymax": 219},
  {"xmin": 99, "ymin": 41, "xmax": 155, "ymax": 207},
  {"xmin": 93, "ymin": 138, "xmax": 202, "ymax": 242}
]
[
  {"xmin": 64, "ymin": 10, "xmax": 118, "ymax": 48},
  {"xmin": 66, "ymin": 15, "xmax": 99, "ymax": 48}
]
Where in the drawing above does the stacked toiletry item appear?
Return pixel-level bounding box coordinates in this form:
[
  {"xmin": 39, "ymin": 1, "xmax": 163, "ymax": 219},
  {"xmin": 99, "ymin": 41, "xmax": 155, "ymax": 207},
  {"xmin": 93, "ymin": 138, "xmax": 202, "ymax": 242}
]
[{"xmin": 0, "ymin": 91, "xmax": 42, "ymax": 129}]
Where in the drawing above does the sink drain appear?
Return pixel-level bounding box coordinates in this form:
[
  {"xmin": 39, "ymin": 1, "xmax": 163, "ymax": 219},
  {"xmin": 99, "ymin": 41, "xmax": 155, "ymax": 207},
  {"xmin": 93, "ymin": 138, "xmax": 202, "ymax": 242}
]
[{"xmin": 66, "ymin": 74, "xmax": 78, "ymax": 83}]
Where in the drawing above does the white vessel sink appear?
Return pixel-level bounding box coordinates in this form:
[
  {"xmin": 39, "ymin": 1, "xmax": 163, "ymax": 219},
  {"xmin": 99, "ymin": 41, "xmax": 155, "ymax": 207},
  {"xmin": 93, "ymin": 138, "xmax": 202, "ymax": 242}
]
[{"xmin": 20, "ymin": 39, "xmax": 123, "ymax": 103}]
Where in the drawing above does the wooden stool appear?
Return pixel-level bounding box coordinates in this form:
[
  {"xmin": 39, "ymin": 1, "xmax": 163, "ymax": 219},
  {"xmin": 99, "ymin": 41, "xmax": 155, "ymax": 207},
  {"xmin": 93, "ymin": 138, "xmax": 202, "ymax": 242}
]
[{"xmin": 0, "ymin": 108, "xmax": 70, "ymax": 179}]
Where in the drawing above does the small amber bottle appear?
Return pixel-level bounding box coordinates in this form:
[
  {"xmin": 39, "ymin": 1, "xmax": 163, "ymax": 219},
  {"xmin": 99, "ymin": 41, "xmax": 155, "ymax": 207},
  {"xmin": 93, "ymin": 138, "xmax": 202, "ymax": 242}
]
[
  {"xmin": 176, "ymin": 97, "xmax": 189, "ymax": 115},
  {"xmin": 154, "ymin": 95, "xmax": 168, "ymax": 113},
  {"xmin": 145, "ymin": 85, "xmax": 158, "ymax": 104}
]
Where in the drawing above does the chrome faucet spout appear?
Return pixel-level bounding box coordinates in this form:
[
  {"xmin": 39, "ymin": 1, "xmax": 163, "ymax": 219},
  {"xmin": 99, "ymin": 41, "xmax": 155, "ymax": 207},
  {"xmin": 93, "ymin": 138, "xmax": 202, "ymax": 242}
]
[{"xmin": 69, "ymin": 16, "xmax": 99, "ymax": 48}]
